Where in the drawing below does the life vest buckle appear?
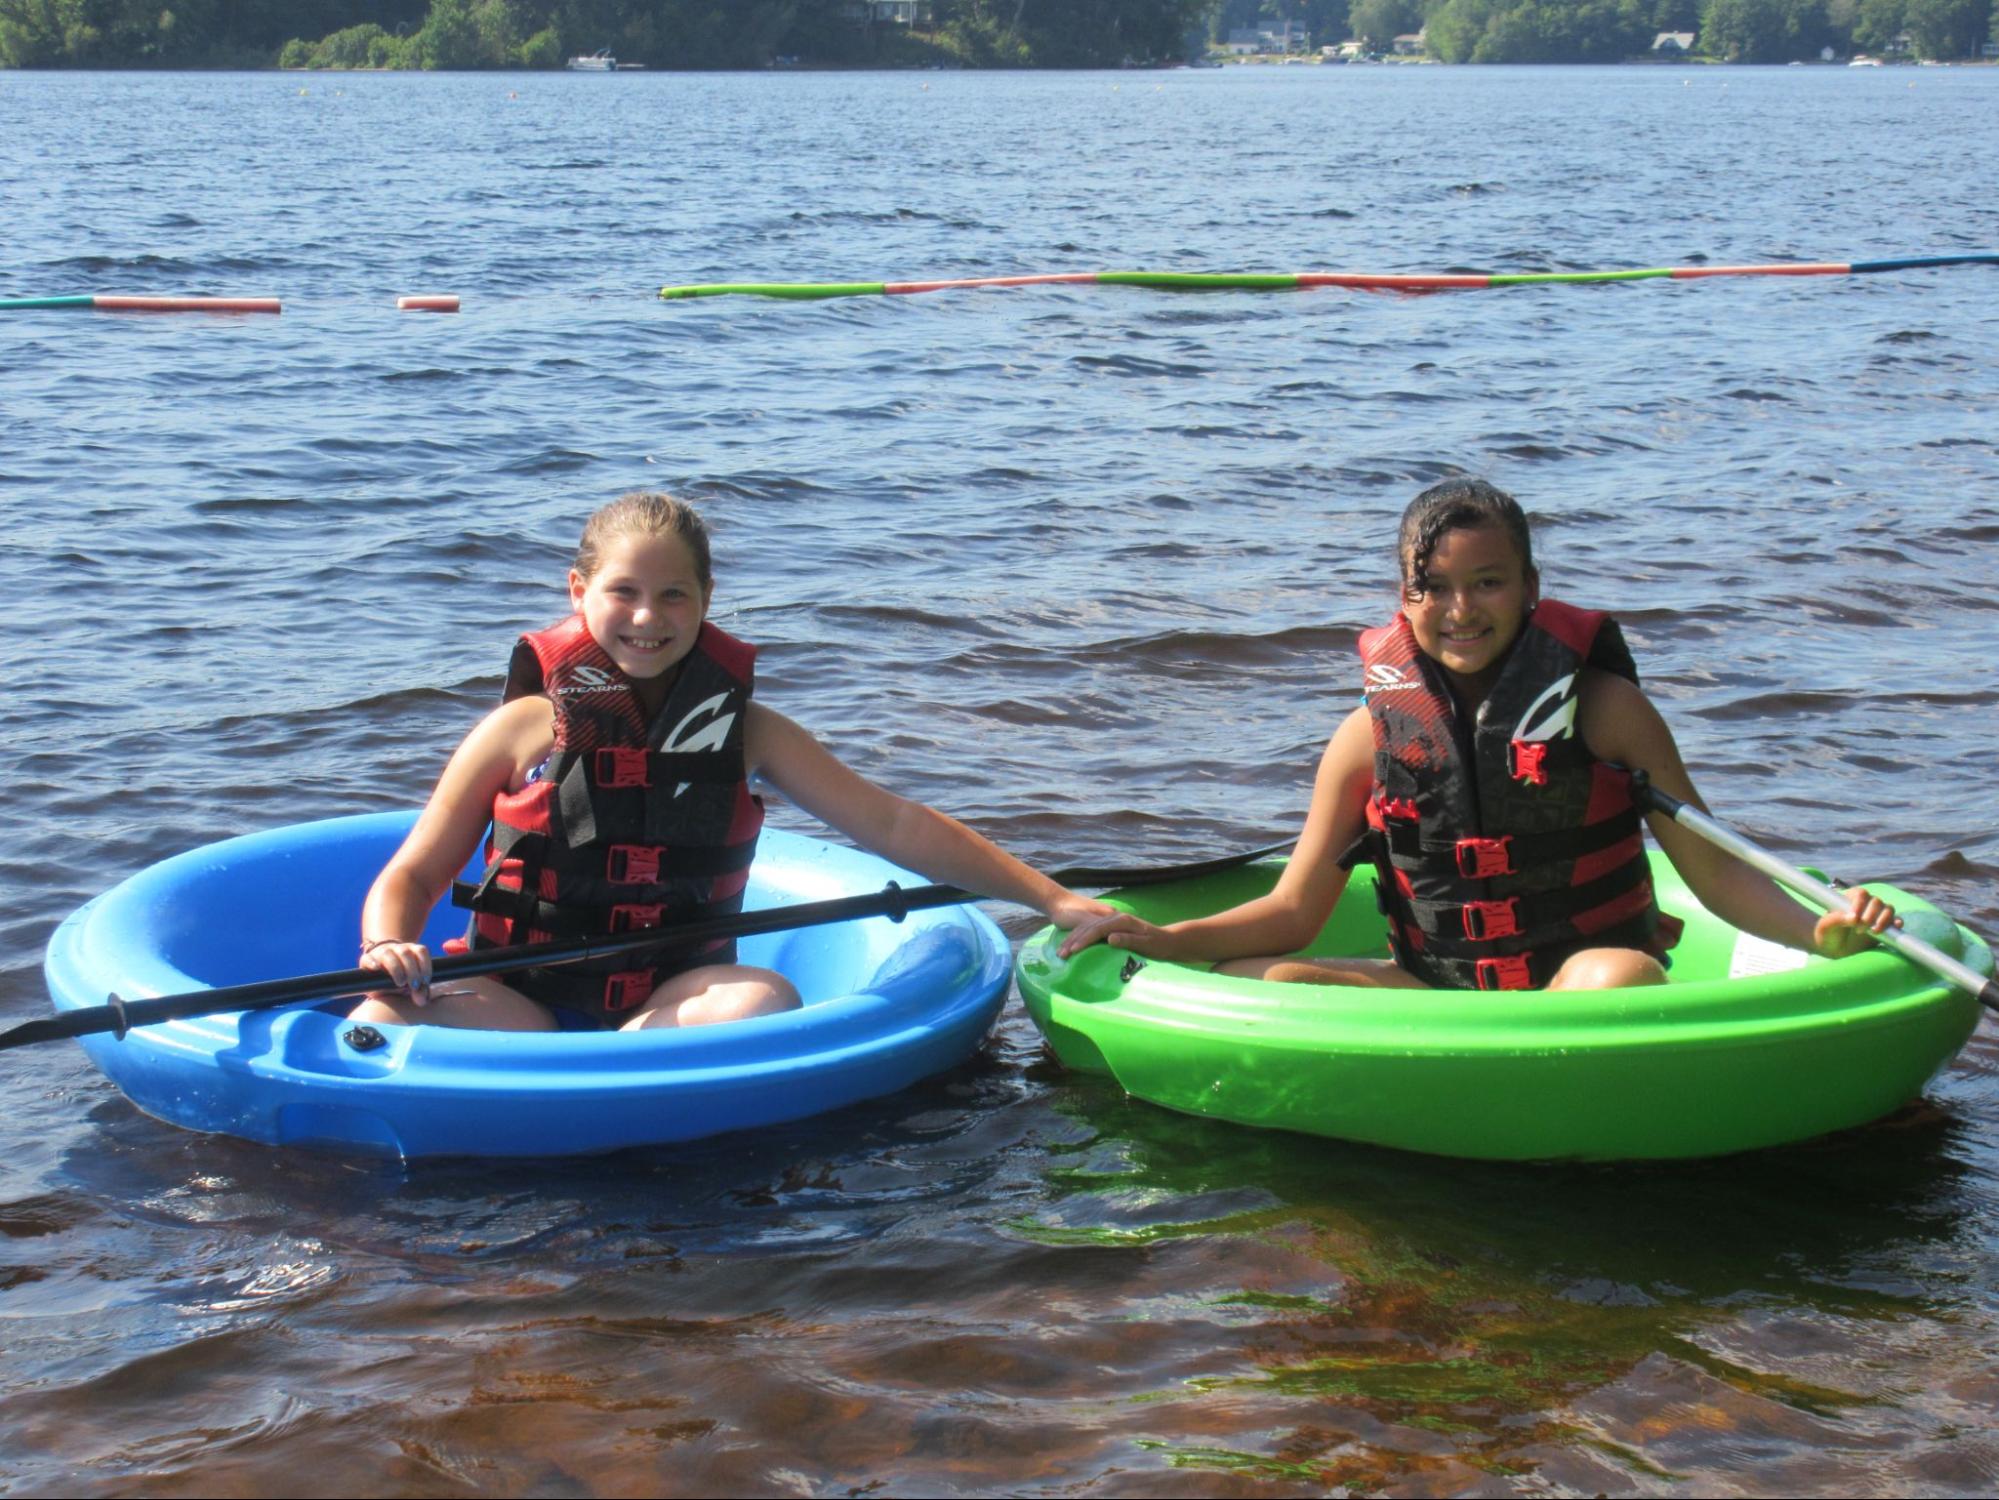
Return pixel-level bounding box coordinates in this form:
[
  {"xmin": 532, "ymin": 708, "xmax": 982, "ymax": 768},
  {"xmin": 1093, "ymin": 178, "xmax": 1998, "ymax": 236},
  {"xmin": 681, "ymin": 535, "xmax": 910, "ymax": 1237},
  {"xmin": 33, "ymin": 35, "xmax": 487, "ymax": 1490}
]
[
  {"xmin": 603, "ymin": 970, "xmax": 656, "ymax": 1013},
  {"xmin": 595, "ymin": 747, "xmax": 652, "ymax": 789},
  {"xmin": 1377, "ymin": 795, "xmax": 1420, "ymax": 822},
  {"xmin": 609, "ymin": 903, "xmax": 665, "ymax": 933},
  {"xmin": 1454, "ymin": 836, "xmax": 1515, "ymax": 879},
  {"xmin": 1507, "ymin": 740, "xmax": 1550, "ymax": 787},
  {"xmin": 1474, "ymin": 953, "xmax": 1534, "ymax": 991},
  {"xmin": 607, "ymin": 844, "xmax": 663, "ymax": 884},
  {"xmin": 1462, "ymin": 898, "xmax": 1521, "ymax": 941}
]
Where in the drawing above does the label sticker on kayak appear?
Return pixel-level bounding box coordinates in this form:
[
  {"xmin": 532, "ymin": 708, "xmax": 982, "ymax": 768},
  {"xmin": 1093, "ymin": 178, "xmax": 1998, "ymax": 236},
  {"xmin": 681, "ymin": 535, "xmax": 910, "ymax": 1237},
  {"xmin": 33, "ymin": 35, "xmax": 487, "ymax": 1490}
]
[{"xmin": 1728, "ymin": 931, "xmax": 1812, "ymax": 978}]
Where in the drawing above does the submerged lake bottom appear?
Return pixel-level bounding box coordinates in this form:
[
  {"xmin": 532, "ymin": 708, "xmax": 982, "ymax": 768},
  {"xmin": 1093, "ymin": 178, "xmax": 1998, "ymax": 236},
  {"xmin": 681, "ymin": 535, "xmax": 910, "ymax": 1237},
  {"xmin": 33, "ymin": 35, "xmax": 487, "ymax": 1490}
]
[{"xmin": 9, "ymin": 1028, "xmax": 1998, "ymax": 1495}]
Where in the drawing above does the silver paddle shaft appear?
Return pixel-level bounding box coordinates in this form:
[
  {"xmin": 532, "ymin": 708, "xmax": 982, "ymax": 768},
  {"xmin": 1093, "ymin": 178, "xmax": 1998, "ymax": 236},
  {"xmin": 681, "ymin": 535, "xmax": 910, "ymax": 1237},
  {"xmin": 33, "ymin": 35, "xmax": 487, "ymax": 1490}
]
[{"xmin": 1639, "ymin": 779, "xmax": 1997, "ymax": 1011}]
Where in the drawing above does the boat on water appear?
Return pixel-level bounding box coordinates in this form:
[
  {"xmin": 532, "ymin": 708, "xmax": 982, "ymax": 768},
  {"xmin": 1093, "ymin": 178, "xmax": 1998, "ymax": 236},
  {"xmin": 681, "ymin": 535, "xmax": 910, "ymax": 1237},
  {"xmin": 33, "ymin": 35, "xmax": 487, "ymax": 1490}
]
[
  {"xmin": 1017, "ymin": 853, "xmax": 1989, "ymax": 1162},
  {"xmin": 42, "ymin": 813, "xmax": 1010, "ymax": 1158},
  {"xmin": 566, "ymin": 49, "xmax": 618, "ymax": 70}
]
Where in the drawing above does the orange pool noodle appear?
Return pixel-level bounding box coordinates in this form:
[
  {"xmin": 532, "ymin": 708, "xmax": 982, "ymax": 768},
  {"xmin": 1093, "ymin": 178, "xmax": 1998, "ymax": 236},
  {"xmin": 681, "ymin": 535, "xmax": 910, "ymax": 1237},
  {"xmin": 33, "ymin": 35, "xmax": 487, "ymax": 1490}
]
[
  {"xmin": 93, "ymin": 296, "xmax": 282, "ymax": 313},
  {"xmin": 397, "ymin": 295, "xmax": 460, "ymax": 312}
]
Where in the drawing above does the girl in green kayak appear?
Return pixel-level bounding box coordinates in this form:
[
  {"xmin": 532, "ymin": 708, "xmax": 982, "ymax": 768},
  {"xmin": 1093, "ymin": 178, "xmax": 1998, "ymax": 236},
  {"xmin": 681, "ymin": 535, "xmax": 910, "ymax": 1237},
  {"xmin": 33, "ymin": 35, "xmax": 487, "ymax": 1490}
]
[{"xmin": 1060, "ymin": 478, "xmax": 1896, "ymax": 991}]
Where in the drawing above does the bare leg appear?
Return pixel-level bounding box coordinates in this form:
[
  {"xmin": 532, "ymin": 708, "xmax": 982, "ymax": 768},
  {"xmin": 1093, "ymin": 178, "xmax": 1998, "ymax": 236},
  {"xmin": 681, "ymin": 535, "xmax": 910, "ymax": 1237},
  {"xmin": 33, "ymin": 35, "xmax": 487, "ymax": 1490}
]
[
  {"xmin": 622, "ymin": 963, "xmax": 803, "ymax": 1030},
  {"xmin": 1545, "ymin": 947, "xmax": 1667, "ymax": 991},
  {"xmin": 347, "ymin": 975, "xmax": 560, "ymax": 1031},
  {"xmin": 1213, "ymin": 955, "xmax": 1430, "ymax": 989}
]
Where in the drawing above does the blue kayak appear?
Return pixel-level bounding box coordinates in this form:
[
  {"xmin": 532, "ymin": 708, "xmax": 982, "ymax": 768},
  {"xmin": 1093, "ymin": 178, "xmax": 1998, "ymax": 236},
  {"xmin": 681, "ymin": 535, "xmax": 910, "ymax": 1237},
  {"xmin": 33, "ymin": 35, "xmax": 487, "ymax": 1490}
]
[{"xmin": 41, "ymin": 812, "xmax": 1011, "ymax": 1158}]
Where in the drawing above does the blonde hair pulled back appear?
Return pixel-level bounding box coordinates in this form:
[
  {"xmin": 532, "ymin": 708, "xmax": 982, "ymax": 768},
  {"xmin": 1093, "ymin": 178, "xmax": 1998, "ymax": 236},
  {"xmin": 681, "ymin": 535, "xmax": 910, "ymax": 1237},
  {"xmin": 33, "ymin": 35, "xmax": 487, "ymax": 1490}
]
[{"xmin": 573, "ymin": 491, "xmax": 713, "ymax": 588}]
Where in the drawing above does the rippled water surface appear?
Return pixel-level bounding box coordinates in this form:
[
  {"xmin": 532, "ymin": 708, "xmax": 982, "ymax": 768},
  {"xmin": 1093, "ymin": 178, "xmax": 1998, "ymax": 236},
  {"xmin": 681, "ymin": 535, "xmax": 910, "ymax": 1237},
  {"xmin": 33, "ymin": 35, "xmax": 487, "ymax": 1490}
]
[{"xmin": 3, "ymin": 65, "xmax": 1998, "ymax": 1495}]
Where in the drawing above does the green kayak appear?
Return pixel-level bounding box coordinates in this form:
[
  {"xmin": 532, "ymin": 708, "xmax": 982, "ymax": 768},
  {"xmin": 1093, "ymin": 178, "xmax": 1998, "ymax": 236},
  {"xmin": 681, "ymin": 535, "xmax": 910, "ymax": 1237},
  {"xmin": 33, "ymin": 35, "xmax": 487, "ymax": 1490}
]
[{"xmin": 1017, "ymin": 854, "xmax": 1990, "ymax": 1162}]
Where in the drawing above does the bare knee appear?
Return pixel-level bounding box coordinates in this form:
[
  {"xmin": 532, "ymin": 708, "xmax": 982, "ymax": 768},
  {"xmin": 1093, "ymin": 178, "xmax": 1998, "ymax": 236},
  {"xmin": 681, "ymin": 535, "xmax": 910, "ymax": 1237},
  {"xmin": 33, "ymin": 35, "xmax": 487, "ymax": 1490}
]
[
  {"xmin": 1260, "ymin": 961, "xmax": 1344, "ymax": 986},
  {"xmin": 345, "ymin": 979, "xmax": 557, "ymax": 1032},
  {"xmin": 346, "ymin": 995, "xmax": 410, "ymax": 1026},
  {"xmin": 1547, "ymin": 948, "xmax": 1667, "ymax": 992},
  {"xmin": 1215, "ymin": 956, "xmax": 1427, "ymax": 989},
  {"xmin": 626, "ymin": 965, "xmax": 802, "ymax": 1029}
]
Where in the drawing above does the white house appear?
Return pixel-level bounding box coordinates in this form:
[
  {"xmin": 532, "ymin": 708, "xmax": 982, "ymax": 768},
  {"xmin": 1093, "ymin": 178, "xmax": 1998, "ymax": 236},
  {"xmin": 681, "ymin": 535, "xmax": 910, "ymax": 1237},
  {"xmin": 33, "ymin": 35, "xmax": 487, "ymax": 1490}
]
[
  {"xmin": 842, "ymin": 1, "xmax": 931, "ymax": 22},
  {"xmin": 1651, "ymin": 31, "xmax": 1695, "ymax": 53},
  {"xmin": 1226, "ymin": 26, "xmax": 1309, "ymax": 53}
]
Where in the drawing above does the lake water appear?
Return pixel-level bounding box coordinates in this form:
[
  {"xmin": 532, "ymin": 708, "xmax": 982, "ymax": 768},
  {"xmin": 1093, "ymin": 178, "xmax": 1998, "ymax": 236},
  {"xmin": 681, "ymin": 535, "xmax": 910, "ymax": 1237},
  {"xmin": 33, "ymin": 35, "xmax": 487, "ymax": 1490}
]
[{"xmin": 2, "ymin": 63, "xmax": 1997, "ymax": 1495}]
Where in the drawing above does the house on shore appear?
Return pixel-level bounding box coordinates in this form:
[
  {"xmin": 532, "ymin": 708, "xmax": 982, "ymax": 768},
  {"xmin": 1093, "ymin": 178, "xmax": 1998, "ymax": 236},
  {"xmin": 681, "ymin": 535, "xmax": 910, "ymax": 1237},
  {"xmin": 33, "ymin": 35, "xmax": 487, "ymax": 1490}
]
[
  {"xmin": 1651, "ymin": 31, "xmax": 1696, "ymax": 54},
  {"xmin": 1225, "ymin": 26, "xmax": 1311, "ymax": 54},
  {"xmin": 842, "ymin": 1, "xmax": 932, "ymax": 22}
]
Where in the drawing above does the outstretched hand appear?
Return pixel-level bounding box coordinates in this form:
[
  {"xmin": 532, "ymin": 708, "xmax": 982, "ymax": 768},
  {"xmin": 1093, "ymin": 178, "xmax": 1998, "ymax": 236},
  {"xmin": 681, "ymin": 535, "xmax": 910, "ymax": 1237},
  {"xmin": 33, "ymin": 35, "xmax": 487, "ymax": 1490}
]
[
  {"xmin": 1055, "ymin": 907, "xmax": 1182, "ymax": 962},
  {"xmin": 1813, "ymin": 886, "xmax": 1900, "ymax": 960},
  {"xmin": 1046, "ymin": 891, "xmax": 1119, "ymax": 934}
]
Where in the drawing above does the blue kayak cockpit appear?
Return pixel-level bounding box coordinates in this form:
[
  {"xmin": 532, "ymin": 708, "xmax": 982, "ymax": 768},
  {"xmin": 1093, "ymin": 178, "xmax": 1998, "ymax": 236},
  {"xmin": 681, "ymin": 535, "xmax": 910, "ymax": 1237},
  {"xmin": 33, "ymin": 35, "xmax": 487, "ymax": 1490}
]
[{"xmin": 42, "ymin": 812, "xmax": 1011, "ymax": 1158}]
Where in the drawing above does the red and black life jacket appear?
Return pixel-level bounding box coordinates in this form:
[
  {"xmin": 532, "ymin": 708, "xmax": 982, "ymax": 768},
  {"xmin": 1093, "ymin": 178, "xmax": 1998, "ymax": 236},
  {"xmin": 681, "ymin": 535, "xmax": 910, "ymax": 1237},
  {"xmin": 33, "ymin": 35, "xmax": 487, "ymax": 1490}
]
[
  {"xmin": 451, "ymin": 613, "xmax": 765, "ymax": 1020},
  {"xmin": 1356, "ymin": 598, "xmax": 1675, "ymax": 991}
]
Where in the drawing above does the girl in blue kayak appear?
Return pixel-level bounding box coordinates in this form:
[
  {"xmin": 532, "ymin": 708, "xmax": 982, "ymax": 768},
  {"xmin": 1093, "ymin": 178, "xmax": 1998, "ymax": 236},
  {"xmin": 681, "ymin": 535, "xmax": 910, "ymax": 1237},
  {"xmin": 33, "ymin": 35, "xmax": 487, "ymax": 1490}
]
[
  {"xmin": 355, "ymin": 491, "xmax": 1109, "ymax": 1032},
  {"xmin": 1061, "ymin": 478, "xmax": 1896, "ymax": 991}
]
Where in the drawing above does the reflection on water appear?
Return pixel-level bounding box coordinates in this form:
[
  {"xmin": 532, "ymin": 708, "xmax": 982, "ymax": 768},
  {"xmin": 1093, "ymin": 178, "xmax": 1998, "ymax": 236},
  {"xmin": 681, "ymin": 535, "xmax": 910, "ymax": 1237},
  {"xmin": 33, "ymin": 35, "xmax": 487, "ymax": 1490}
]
[
  {"xmin": 2, "ymin": 63, "xmax": 1997, "ymax": 1495},
  {"xmin": 4, "ymin": 1028, "xmax": 1991, "ymax": 1494}
]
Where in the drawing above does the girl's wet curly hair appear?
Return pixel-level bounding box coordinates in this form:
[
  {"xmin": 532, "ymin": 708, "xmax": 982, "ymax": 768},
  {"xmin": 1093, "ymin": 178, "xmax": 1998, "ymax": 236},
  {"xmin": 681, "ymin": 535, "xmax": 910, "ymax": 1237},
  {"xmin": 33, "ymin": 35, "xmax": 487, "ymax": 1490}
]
[{"xmin": 1397, "ymin": 479, "xmax": 1534, "ymax": 600}]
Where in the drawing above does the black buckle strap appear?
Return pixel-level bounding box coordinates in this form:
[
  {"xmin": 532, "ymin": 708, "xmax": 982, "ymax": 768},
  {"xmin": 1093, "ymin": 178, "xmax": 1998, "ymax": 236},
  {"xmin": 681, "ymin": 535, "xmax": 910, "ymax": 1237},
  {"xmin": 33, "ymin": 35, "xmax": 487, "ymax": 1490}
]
[
  {"xmin": 525, "ymin": 836, "xmax": 759, "ymax": 883},
  {"xmin": 1379, "ymin": 810, "xmax": 1641, "ymax": 875},
  {"xmin": 1395, "ymin": 858, "xmax": 1653, "ymax": 949},
  {"xmin": 1475, "ymin": 954, "xmax": 1535, "ymax": 990}
]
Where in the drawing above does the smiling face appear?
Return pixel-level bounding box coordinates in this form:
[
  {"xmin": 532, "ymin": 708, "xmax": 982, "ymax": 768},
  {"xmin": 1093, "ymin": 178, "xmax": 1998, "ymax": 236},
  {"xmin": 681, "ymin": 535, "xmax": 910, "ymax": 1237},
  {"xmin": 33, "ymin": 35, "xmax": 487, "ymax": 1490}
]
[
  {"xmin": 1401, "ymin": 521, "xmax": 1538, "ymax": 690},
  {"xmin": 569, "ymin": 531, "xmax": 711, "ymax": 680}
]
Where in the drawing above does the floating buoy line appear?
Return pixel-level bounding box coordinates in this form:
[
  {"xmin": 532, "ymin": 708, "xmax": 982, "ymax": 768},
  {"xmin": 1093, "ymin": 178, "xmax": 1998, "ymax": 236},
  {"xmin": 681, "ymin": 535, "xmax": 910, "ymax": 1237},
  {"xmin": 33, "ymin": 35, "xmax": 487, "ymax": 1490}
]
[
  {"xmin": 657, "ymin": 254, "xmax": 1999, "ymax": 302},
  {"xmin": 1, "ymin": 257, "xmax": 1993, "ymax": 317},
  {"xmin": 0, "ymin": 293, "xmax": 456, "ymax": 314},
  {"xmin": 0, "ymin": 294, "xmax": 284, "ymax": 313}
]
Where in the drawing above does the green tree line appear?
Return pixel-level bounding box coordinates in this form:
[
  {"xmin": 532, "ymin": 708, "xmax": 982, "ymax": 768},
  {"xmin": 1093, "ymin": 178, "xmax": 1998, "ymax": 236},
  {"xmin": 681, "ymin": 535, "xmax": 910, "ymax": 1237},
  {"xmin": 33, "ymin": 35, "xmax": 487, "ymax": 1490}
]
[
  {"xmin": 0, "ymin": 0, "xmax": 1213, "ymax": 68},
  {"xmin": 1197, "ymin": 0, "xmax": 1988, "ymax": 55},
  {"xmin": 0, "ymin": 0, "xmax": 1990, "ymax": 66}
]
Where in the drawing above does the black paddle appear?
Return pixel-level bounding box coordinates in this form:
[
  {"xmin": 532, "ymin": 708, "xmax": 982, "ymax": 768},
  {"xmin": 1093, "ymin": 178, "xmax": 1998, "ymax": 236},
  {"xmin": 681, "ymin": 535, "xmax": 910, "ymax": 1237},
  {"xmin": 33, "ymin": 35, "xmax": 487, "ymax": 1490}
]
[
  {"xmin": 6, "ymin": 839, "xmax": 1294, "ymax": 1051},
  {"xmin": 1631, "ymin": 772, "xmax": 1998, "ymax": 1014}
]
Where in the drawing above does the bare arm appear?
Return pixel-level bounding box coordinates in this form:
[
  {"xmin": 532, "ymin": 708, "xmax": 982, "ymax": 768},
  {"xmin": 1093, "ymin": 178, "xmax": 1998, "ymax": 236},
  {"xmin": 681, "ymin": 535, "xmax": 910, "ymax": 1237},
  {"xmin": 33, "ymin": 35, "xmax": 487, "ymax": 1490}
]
[
  {"xmin": 1579, "ymin": 672, "xmax": 1893, "ymax": 955},
  {"xmin": 1059, "ymin": 705, "xmax": 1375, "ymax": 962},
  {"xmin": 358, "ymin": 695, "xmax": 554, "ymax": 992},
  {"xmin": 745, "ymin": 703, "xmax": 1111, "ymax": 929}
]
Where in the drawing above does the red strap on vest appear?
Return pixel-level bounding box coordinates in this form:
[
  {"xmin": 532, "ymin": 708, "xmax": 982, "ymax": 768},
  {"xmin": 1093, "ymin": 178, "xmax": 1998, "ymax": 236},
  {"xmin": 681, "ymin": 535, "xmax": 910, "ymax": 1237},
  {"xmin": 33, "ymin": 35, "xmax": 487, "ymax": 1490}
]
[
  {"xmin": 595, "ymin": 747, "xmax": 651, "ymax": 789},
  {"xmin": 1507, "ymin": 740, "xmax": 1549, "ymax": 787},
  {"xmin": 1475, "ymin": 954, "xmax": 1535, "ymax": 991},
  {"xmin": 1455, "ymin": 836, "xmax": 1514, "ymax": 878},
  {"xmin": 602, "ymin": 971, "xmax": 656, "ymax": 1013},
  {"xmin": 1462, "ymin": 898, "xmax": 1521, "ymax": 941},
  {"xmin": 607, "ymin": 845, "xmax": 662, "ymax": 884}
]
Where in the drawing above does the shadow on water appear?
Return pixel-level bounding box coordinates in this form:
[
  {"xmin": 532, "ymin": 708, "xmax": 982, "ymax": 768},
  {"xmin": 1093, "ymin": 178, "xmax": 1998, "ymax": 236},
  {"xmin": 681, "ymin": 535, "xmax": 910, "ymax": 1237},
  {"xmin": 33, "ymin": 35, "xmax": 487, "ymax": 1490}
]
[{"xmin": 997, "ymin": 1067, "xmax": 1988, "ymax": 1493}]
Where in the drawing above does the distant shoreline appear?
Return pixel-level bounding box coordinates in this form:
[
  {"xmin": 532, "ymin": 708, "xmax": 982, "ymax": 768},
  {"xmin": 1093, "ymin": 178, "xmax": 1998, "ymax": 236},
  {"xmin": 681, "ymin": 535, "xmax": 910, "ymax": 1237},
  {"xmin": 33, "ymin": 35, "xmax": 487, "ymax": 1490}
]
[{"xmin": 5, "ymin": 55, "xmax": 1996, "ymax": 73}]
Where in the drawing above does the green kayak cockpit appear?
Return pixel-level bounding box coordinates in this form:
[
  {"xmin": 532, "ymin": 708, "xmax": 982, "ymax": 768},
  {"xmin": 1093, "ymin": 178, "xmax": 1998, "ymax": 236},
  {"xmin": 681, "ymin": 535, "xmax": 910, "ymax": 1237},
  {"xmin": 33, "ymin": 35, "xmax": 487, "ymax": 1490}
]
[{"xmin": 1016, "ymin": 854, "xmax": 1990, "ymax": 1162}]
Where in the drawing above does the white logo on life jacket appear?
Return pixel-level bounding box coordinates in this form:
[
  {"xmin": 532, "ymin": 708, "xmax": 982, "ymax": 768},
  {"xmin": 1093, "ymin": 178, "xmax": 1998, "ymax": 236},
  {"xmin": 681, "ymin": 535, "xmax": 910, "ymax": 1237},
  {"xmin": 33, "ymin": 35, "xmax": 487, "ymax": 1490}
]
[
  {"xmin": 1366, "ymin": 663, "xmax": 1418, "ymax": 695},
  {"xmin": 1512, "ymin": 672, "xmax": 1578, "ymax": 742},
  {"xmin": 556, "ymin": 663, "xmax": 625, "ymax": 696},
  {"xmin": 660, "ymin": 691, "xmax": 738, "ymax": 798}
]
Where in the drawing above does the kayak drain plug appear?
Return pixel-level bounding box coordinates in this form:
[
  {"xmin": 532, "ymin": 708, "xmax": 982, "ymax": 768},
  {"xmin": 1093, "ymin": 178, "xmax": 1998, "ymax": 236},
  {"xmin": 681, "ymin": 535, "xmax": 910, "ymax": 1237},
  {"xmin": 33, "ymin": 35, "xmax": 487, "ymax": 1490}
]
[{"xmin": 344, "ymin": 1025, "xmax": 387, "ymax": 1053}]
